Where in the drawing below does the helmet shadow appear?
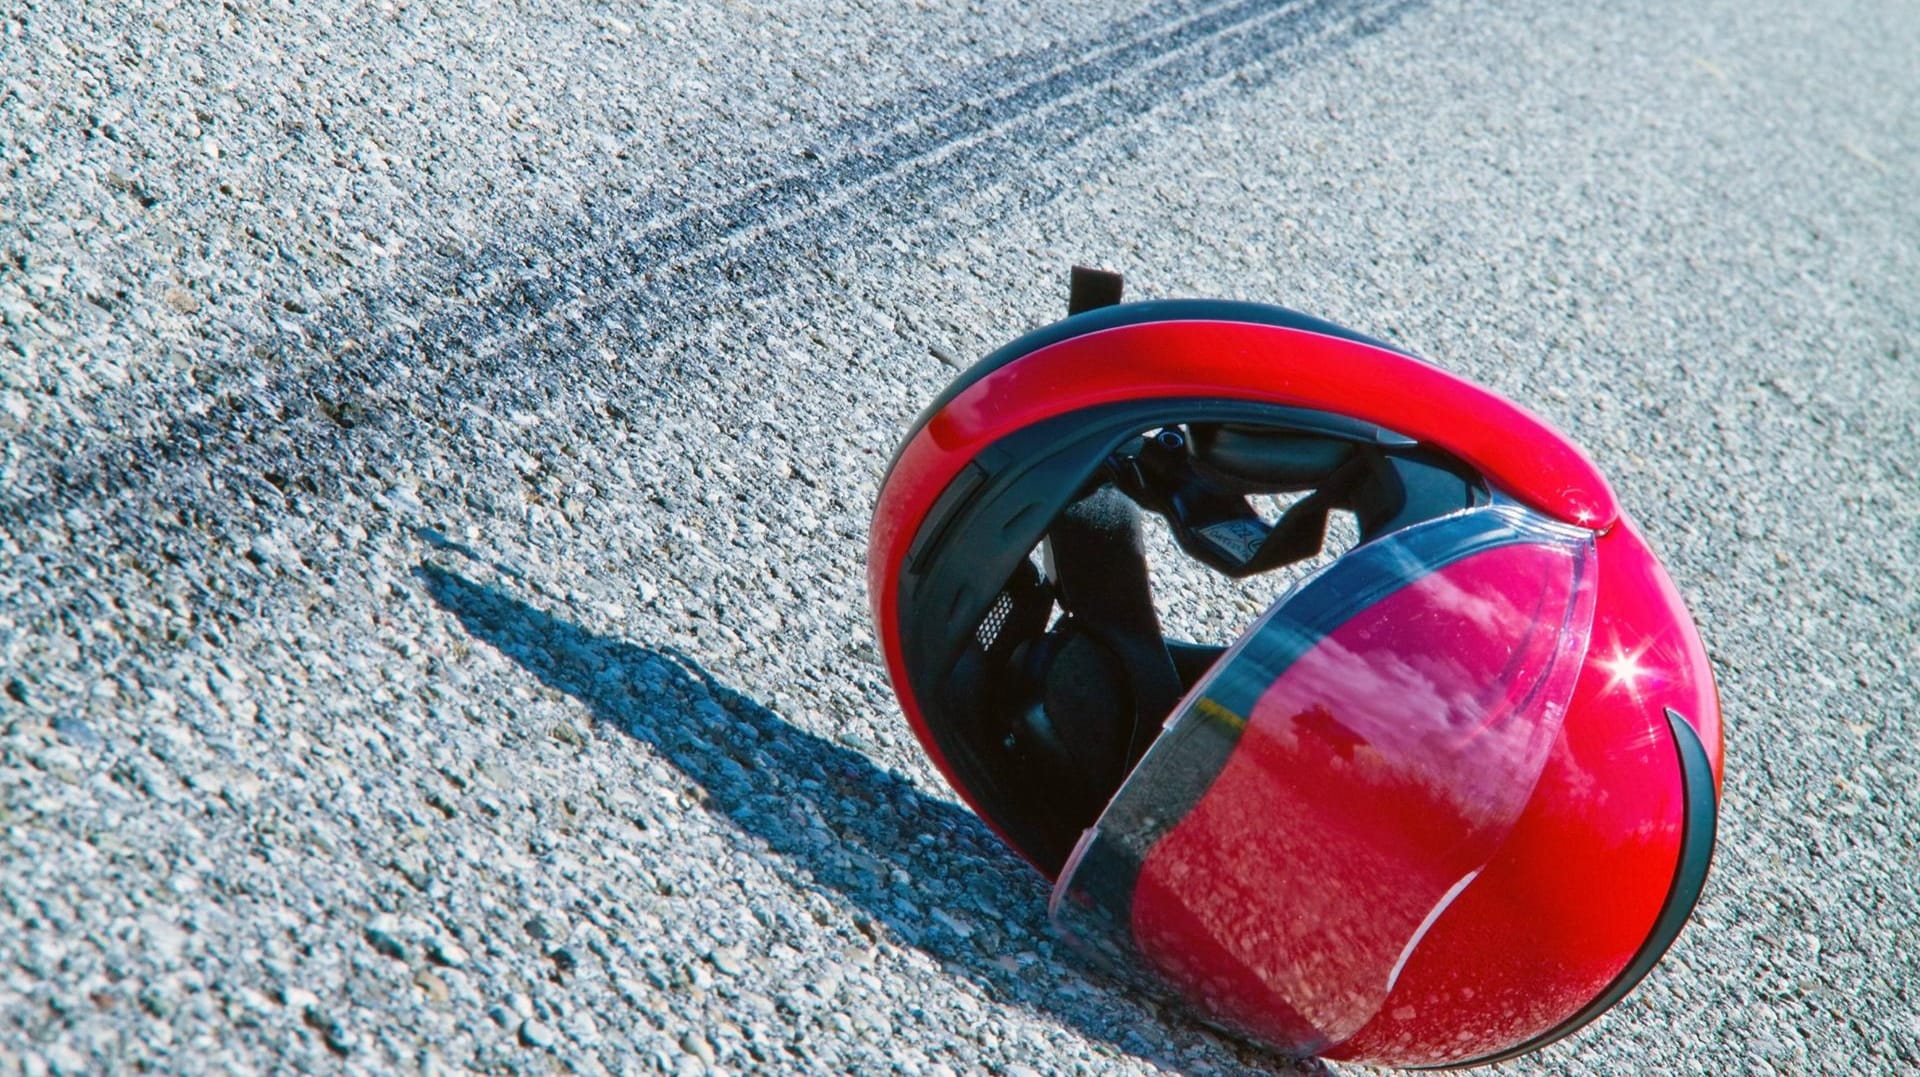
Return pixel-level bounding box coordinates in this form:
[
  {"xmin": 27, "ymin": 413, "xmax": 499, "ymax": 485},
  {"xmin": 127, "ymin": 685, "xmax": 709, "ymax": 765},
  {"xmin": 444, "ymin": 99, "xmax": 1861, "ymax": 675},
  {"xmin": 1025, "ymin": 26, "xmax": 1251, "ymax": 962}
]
[{"xmin": 414, "ymin": 557, "xmax": 1318, "ymax": 1076}]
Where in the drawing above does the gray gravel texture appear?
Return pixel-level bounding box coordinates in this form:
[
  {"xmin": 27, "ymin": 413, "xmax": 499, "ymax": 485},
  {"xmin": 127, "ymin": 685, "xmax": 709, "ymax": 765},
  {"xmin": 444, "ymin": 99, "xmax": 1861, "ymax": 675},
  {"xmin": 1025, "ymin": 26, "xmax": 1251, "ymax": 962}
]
[{"xmin": 3, "ymin": 0, "xmax": 1917, "ymax": 1073}]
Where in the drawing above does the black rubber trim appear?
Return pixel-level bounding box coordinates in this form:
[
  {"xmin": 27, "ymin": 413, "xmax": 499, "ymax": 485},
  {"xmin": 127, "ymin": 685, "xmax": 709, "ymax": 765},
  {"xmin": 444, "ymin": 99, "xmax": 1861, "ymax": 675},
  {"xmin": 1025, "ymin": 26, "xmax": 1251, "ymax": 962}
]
[
  {"xmin": 886, "ymin": 299, "xmax": 1417, "ymax": 477},
  {"xmin": 907, "ymin": 462, "xmax": 985, "ymax": 573},
  {"xmin": 1424, "ymin": 706, "xmax": 1720, "ymax": 1070}
]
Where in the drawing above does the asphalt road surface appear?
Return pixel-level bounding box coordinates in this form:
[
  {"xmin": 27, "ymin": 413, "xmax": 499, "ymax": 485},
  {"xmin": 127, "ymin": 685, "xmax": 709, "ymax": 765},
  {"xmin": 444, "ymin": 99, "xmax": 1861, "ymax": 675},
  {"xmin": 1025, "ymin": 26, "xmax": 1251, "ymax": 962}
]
[{"xmin": 4, "ymin": 0, "xmax": 1917, "ymax": 1072}]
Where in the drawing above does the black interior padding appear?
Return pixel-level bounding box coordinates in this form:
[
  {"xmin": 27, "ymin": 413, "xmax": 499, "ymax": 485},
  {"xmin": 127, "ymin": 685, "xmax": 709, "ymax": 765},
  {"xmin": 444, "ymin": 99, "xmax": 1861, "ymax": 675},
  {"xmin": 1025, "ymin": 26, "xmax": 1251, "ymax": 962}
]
[
  {"xmin": 1045, "ymin": 487, "xmax": 1186, "ymax": 767},
  {"xmin": 896, "ymin": 398, "xmax": 1454, "ymax": 872},
  {"xmin": 1032, "ymin": 628, "xmax": 1134, "ymax": 813},
  {"xmin": 1361, "ymin": 449, "xmax": 1486, "ymax": 541},
  {"xmin": 1189, "ymin": 424, "xmax": 1356, "ymax": 491},
  {"xmin": 1166, "ymin": 640, "xmax": 1229, "ymax": 687}
]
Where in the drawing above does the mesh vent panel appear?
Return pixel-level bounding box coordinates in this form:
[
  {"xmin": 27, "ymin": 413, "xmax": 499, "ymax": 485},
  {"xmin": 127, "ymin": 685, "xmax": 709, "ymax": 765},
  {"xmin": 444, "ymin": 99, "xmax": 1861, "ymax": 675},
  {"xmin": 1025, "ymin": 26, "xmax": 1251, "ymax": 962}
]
[{"xmin": 976, "ymin": 589, "xmax": 1015, "ymax": 651}]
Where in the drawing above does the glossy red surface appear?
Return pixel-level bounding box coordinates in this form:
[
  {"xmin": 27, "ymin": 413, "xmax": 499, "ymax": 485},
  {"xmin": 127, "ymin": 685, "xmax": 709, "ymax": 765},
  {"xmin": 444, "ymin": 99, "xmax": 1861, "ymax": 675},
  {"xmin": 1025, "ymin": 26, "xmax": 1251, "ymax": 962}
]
[
  {"xmin": 1115, "ymin": 539, "xmax": 1592, "ymax": 1058},
  {"xmin": 1326, "ymin": 519, "xmax": 1723, "ymax": 1065},
  {"xmin": 868, "ymin": 318, "xmax": 1624, "ymax": 858},
  {"xmin": 924, "ymin": 320, "xmax": 1619, "ymax": 528}
]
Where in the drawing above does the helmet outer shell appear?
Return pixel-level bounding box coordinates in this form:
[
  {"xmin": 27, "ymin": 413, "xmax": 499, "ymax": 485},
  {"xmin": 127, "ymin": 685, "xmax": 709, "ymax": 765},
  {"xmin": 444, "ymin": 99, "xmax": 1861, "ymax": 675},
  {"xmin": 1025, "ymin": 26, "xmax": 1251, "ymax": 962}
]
[{"xmin": 868, "ymin": 309, "xmax": 1723, "ymax": 1066}]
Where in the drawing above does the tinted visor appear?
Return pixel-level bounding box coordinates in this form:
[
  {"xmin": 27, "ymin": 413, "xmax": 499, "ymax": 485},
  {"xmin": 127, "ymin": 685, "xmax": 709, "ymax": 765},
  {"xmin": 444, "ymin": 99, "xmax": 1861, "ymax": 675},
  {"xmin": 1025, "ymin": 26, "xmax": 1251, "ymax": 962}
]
[{"xmin": 1050, "ymin": 504, "xmax": 1597, "ymax": 1055}]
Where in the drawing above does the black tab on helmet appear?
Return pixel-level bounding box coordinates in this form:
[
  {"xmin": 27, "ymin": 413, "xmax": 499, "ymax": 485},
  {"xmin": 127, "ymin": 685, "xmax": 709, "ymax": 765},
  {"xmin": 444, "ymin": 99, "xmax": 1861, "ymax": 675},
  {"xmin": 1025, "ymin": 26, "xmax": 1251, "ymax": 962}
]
[{"xmin": 1068, "ymin": 266, "xmax": 1125, "ymax": 315}]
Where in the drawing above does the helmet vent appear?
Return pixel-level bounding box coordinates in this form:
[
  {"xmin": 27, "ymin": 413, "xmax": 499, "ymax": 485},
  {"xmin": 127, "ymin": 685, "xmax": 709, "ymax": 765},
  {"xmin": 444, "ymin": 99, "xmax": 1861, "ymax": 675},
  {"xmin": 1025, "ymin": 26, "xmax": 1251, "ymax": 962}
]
[{"xmin": 976, "ymin": 589, "xmax": 1016, "ymax": 651}]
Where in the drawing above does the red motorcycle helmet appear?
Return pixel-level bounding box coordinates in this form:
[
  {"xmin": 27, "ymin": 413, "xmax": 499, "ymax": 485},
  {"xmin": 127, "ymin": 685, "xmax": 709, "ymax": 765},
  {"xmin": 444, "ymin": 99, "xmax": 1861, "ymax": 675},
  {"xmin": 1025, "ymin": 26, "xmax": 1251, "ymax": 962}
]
[{"xmin": 868, "ymin": 270, "xmax": 1723, "ymax": 1068}]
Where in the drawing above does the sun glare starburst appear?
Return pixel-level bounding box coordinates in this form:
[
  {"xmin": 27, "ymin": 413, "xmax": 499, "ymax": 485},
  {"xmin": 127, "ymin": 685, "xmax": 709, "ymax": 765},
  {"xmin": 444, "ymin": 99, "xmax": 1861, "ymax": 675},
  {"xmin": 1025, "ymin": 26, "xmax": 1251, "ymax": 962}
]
[{"xmin": 1596, "ymin": 638, "xmax": 1658, "ymax": 703}]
